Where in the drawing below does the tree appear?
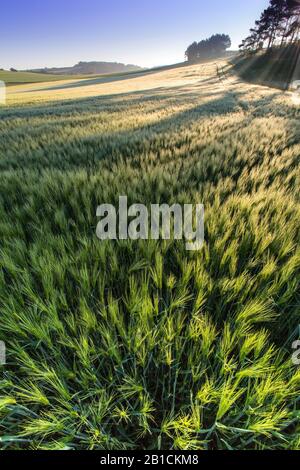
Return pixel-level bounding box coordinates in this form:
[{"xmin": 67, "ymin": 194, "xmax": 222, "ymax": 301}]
[
  {"xmin": 185, "ymin": 34, "xmax": 231, "ymax": 63},
  {"xmin": 286, "ymin": 0, "xmax": 300, "ymax": 42},
  {"xmin": 240, "ymin": 0, "xmax": 300, "ymax": 52},
  {"xmin": 185, "ymin": 42, "xmax": 199, "ymax": 62},
  {"xmin": 209, "ymin": 34, "xmax": 232, "ymax": 55}
]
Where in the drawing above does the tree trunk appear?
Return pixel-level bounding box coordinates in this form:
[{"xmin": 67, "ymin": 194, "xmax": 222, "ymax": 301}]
[{"xmin": 280, "ymin": 18, "xmax": 290, "ymax": 46}]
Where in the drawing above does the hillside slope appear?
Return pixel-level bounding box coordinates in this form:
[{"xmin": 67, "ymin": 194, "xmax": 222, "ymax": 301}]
[{"xmin": 232, "ymin": 44, "xmax": 300, "ymax": 90}]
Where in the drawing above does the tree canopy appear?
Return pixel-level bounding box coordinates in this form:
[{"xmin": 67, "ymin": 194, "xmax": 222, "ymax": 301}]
[
  {"xmin": 185, "ymin": 34, "xmax": 231, "ymax": 63},
  {"xmin": 240, "ymin": 0, "xmax": 300, "ymax": 52}
]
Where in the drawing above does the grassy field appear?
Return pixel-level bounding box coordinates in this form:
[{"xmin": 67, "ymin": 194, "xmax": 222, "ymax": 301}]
[
  {"xmin": 0, "ymin": 66, "xmax": 175, "ymax": 87},
  {"xmin": 0, "ymin": 69, "xmax": 149, "ymax": 86},
  {"xmin": 0, "ymin": 60, "xmax": 299, "ymax": 450},
  {"xmin": 0, "ymin": 70, "xmax": 88, "ymax": 86}
]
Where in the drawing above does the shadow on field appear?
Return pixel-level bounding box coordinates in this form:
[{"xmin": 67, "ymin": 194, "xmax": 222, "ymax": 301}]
[
  {"xmin": 21, "ymin": 63, "xmax": 189, "ymax": 93},
  {"xmin": 232, "ymin": 44, "xmax": 300, "ymax": 91},
  {"xmin": 1, "ymin": 82, "xmax": 283, "ymax": 120},
  {"xmin": 0, "ymin": 79, "xmax": 296, "ymax": 173}
]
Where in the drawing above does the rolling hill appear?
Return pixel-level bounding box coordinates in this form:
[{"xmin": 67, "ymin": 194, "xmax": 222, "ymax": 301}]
[{"xmin": 28, "ymin": 61, "xmax": 143, "ymax": 75}]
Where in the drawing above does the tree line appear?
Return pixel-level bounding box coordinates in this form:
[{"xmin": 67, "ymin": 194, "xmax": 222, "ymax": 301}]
[
  {"xmin": 185, "ymin": 34, "xmax": 231, "ymax": 63},
  {"xmin": 240, "ymin": 0, "xmax": 300, "ymax": 52}
]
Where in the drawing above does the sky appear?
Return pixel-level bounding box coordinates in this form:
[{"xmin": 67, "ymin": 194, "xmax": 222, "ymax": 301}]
[{"xmin": 1, "ymin": 0, "xmax": 270, "ymax": 70}]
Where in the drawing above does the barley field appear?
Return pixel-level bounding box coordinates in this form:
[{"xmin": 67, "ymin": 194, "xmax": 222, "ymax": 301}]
[{"xmin": 0, "ymin": 60, "xmax": 299, "ymax": 450}]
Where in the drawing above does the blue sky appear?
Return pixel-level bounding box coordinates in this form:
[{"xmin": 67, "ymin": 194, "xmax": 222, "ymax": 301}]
[{"xmin": 1, "ymin": 0, "xmax": 270, "ymax": 69}]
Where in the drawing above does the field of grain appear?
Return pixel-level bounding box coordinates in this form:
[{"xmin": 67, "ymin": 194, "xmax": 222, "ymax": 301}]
[{"xmin": 0, "ymin": 60, "xmax": 299, "ymax": 450}]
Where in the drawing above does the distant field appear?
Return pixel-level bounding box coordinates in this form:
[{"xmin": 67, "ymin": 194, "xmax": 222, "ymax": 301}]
[
  {"xmin": 5, "ymin": 62, "xmax": 218, "ymax": 105},
  {"xmin": 0, "ymin": 66, "xmax": 166, "ymax": 87},
  {"xmin": 0, "ymin": 61, "xmax": 299, "ymax": 450},
  {"xmin": 0, "ymin": 70, "xmax": 86, "ymax": 85},
  {"xmin": 0, "ymin": 69, "xmax": 143, "ymax": 86}
]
